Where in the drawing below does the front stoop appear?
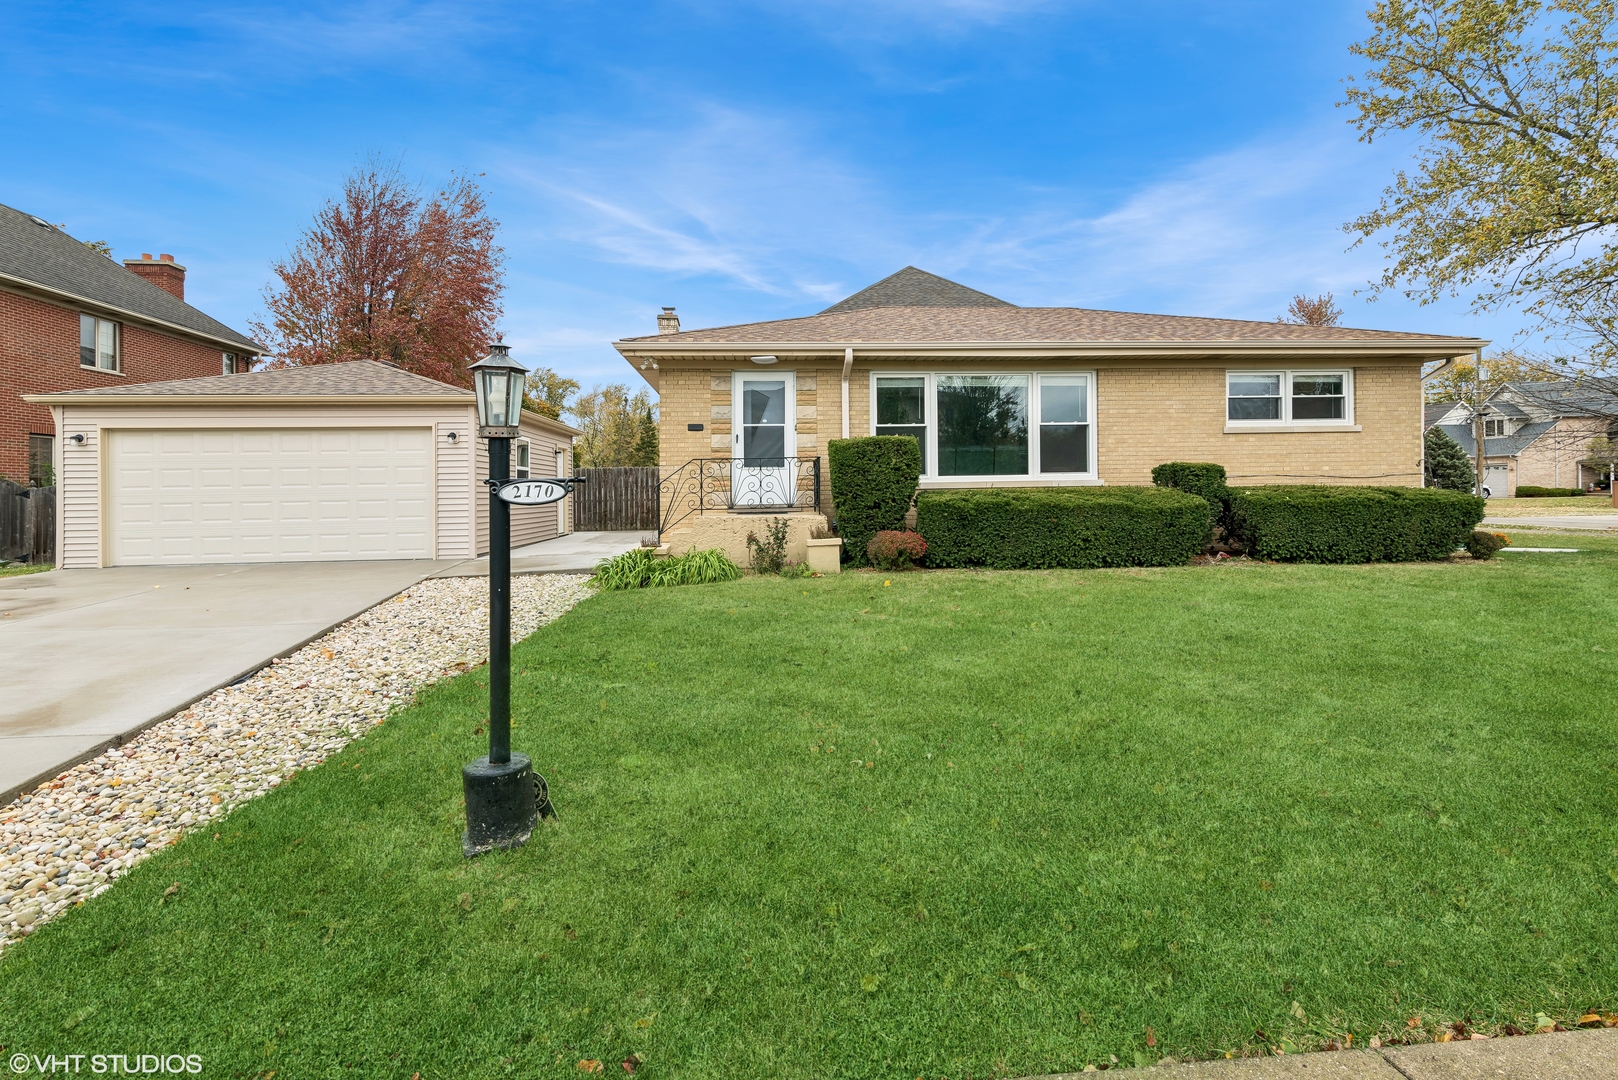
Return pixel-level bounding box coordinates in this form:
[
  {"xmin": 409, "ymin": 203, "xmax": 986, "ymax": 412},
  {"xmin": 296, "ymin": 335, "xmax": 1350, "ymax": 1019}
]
[
  {"xmin": 661, "ymin": 511, "xmax": 829, "ymax": 566},
  {"xmin": 1026, "ymin": 1027, "xmax": 1617, "ymax": 1079}
]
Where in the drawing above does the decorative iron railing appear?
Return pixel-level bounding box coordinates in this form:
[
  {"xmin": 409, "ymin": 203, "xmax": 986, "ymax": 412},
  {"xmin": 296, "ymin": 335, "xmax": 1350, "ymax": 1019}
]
[{"xmin": 658, "ymin": 456, "xmax": 822, "ymax": 538}]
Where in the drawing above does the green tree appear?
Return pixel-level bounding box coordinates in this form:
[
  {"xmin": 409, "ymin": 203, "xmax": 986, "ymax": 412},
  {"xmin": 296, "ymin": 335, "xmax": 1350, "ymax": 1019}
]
[
  {"xmin": 571, "ymin": 384, "xmax": 658, "ymax": 468},
  {"xmin": 1425, "ymin": 425, "xmax": 1475, "ymax": 490},
  {"xmin": 1345, "ymin": 1, "xmax": 1618, "ymax": 364},
  {"xmin": 631, "ymin": 406, "xmax": 659, "ymax": 467},
  {"xmin": 523, "ymin": 367, "xmax": 580, "ymax": 420},
  {"xmin": 1424, "ymin": 350, "xmax": 1549, "ymax": 403}
]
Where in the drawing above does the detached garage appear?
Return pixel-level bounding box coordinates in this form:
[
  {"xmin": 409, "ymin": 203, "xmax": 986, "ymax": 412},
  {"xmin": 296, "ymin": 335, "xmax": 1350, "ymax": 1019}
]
[{"xmin": 26, "ymin": 361, "xmax": 579, "ymax": 568}]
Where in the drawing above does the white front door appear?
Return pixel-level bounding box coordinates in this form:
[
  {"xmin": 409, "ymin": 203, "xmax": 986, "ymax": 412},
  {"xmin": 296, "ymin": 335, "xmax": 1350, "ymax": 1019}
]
[{"xmin": 732, "ymin": 371, "xmax": 795, "ymax": 506}]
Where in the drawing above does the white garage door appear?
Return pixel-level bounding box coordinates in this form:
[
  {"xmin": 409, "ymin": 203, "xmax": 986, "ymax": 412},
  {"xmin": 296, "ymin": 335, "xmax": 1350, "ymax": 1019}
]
[{"xmin": 106, "ymin": 428, "xmax": 433, "ymax": 565}]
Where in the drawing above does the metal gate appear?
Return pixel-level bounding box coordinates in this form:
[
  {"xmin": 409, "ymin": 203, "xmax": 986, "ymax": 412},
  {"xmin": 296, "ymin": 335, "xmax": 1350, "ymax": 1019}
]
[{"xmin": 571, "ymin": 467, "xmax": 659, "ymax": 531}]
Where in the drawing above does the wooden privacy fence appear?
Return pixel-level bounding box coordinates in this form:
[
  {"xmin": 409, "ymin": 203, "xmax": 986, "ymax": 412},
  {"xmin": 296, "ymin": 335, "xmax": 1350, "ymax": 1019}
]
[
  {"xmin": 572, "ymin": 467, "xmax": 659, "ymax": 531},
  {"xmin": 1, "ymin": 480, "xmax": 55, "ymax": 563}
]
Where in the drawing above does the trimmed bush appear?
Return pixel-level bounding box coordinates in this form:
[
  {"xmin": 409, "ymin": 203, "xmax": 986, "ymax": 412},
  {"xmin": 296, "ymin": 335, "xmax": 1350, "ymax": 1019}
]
[
  {"xmin": 915, "ymin": 487, "xmax": 1212, "ymax": 569},
  {"xmin": 1228, "ymin": 486, "xmax": 1484, "ymax": 563},
  {"xmin": 1151, "ymin": 462, "xmax": 1230, "ymax": 508},
  {"xmin": 1466, "ymin": 530, "xmax": 1508, "ymax": 559},
  {"xmin": 828, "ymin": 436, "xmax": 922, "ymax": 566},
  {"xmin": 866, "ymin": 530, "xmax": 928, "ymax": 570},
  {"xmin": 1515, "ymin": 485, "xmax": 1586, "ymax": 498}
]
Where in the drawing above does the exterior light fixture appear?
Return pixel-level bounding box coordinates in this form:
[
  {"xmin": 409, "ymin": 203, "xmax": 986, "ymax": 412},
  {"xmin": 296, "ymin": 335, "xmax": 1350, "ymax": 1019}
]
[
  {"xmin": 750, "ymin": 355, "xmax": 779, "ymax": 365},
  {"xmin": 469, "ymin": 341, "xmax": 528, "ymax": 438}
]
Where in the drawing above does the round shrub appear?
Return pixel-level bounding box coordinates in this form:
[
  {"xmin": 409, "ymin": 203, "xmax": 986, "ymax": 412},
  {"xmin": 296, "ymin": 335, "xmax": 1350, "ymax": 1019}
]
[
  {"xmin": 866, "ymin": 530, "xmax": 927, "ymax": 570},
  {"xmin": 1466, "ymin": 530, "xmax": 1508, "ymax": 559}
]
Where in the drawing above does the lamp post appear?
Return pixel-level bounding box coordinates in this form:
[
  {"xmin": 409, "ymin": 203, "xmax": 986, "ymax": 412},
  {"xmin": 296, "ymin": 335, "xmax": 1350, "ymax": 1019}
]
[{"xmin": 462, "ymin": 341, "xmax": 542, "ymax": 857}]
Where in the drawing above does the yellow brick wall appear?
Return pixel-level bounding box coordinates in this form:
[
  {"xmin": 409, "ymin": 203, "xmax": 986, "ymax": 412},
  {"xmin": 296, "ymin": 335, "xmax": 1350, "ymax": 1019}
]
[
  {"xmin": 1097, "ymin": 364, "xmax": 1423, "ymax": 486},
  {"xmin": 654, "ymin": 358, "xmax": 1425, "ymax": 489}
]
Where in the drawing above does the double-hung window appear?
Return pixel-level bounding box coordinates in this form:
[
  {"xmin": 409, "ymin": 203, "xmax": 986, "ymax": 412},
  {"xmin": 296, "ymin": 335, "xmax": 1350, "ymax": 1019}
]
[
  {"xmin": 514, "ymin": 439, "xmax": 531, "ymax": 479},
  {"xmin": 79, "ymin": 314, "xmax": 118, "ymax": 371},
  {"xmin": 1483, "ymin": 417, "xmax": 1510, "ymax": 437},
  {"xmin": 222, "ymin": 352, "xmax": 237, "ymax": 375},
  {"xmin": 870, "ymin": 371, "xmax": 1095, "ymax": 479},
  {"xmin": 875, "ymin": 377, "xmax": 927, "ymax": 473},
  {"xmin": 1226, "ymin": 370, "xmax": 1350, "ymax": 425}
]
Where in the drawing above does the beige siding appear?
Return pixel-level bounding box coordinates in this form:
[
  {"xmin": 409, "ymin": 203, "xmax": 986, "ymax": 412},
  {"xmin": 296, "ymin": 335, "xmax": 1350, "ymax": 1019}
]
[
  {"xmin": 59, "ymin": 419, "xmax": 100, "ymax": 569},
  {"xmin": 473, "ymin": 413, "xmax": 577, "ymax": 555},
  {"xmin": 435, "ymin": 410, "xmax": 476, "ymax": 558},
  {"xmin": 52, "ymin": 401, "xmax": 473, "ymax": 568}
]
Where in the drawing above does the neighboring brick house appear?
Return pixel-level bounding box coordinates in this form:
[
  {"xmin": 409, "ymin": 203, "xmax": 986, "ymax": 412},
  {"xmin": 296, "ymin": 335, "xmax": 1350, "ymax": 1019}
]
[
  {"xmin": 1428, "ymin": 380, "xmax": 1618, "ymax": 496},
  {"xmin": 614, "ymin": 267, "xmax": 1487, "ymax": 560},
  {"xmin": 0, "ymin": 201, "xmax": 261, "ymax": 485}
]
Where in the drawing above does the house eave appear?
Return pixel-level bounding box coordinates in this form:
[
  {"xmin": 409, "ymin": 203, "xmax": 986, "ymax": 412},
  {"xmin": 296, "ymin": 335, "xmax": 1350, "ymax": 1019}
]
[
  {"xmin": 612, "ymin": 338, "xmax": 1489, "ymax": 361},
  {"xmin": 0, "ymin": 271, "xmax": 265, "ymax": 355}
]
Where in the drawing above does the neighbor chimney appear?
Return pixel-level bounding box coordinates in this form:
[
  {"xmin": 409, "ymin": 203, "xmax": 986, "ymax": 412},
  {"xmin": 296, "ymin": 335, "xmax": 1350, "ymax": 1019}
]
[
  {"xmin": 657, "ymin": 306, "xmax": 680, "ymax": 335},
  {"xmin": 123, "ymin": 253, "xmax": 186, "ymax": 301}
]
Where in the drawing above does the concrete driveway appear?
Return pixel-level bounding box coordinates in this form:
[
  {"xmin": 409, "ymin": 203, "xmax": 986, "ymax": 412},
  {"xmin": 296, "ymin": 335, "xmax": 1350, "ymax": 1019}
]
[
  {"xmin": 432, "ymin": 530, "xmax": 643, "ymax": 578},
  {"xmin": 0, "ymin": 560, "xmax": 453, "ymax": 803}
]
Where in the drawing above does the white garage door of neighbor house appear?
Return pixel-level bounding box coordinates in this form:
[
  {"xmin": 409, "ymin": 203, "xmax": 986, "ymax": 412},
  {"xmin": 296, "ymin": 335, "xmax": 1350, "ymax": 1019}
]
[{"xmin": 106, "ymin": 428, "xmax": 433, "ymax": 565}]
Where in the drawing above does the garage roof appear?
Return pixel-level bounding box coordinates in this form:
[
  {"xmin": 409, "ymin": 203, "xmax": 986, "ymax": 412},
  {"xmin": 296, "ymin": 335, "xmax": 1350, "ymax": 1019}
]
[{"xmin": 26, "ymin": 360, "xmax": 467, "ymax": 401}]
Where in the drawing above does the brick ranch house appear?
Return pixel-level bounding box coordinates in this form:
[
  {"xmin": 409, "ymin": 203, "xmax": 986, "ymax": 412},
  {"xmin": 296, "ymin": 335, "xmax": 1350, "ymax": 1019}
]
[
  {"xmin": 614, "ymin": 267, "xmax": 1488, "ymax": 562},
  {"xmin": 1, "ymin": 201, "xmax": 261, "ymax": 485}
]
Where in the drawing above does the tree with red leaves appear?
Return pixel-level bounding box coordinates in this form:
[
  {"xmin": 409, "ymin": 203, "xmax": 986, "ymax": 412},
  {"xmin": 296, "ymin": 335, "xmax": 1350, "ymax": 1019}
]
[
  {"xmin": 1279, "ymin": 292, "xmax": 1342, "ymax": 327},
  {"xmin": 252, "ymin": 161, "xmax": 504, "ymax": 387}
]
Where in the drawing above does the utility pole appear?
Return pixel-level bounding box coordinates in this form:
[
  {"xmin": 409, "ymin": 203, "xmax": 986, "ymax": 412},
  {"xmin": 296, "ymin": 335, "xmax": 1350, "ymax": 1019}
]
[{"xmin": 1473, "ymin": 350, "xmax": 1488, "ymax": 498}]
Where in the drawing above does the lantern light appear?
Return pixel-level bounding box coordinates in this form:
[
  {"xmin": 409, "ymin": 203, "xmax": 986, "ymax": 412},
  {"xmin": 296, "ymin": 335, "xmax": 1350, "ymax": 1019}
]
[{"xmin": 469, "ymin": 341, "xmax": 529, "ymax": 437}]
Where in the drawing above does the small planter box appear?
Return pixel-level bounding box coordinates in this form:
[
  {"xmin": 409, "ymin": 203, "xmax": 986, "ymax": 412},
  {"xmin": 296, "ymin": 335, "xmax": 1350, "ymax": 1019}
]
[{"xmin": 805, "ymin": 537, "xmax": 843, "ymax": 575}]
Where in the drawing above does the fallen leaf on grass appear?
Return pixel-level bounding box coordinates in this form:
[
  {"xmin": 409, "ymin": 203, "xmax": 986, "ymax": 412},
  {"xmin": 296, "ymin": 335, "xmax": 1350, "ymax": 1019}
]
[
  {"xmin": 1579, "ymin": 1013, "xmax": 1604, "ymax": 1027},
  {"xmin": 634, "ymin": 1014, "xmax": 656, "ymax": 1029},
  {"xmin": 1536, "ymin": 1013, "xmax": 1557, "ymax": 1033},
  {"xmin": 1407, "ymin": 1016, "xmax": 1422, "ymax": 1029},
  {"xmin": 1437, "ymin": 1031, "xmax": 1453, "ymax": 1043},
  {"xmin": 577, "ymin": 1060, "xmax": 604, "ymax": 1073},
  {"xmin": 1145, "ymin": 1026, "xmax": 1157, "ymax": 1048},
  {"xmin": 861, "ymin": 974, "xmax": 882, "ymax": 992},
  {"xmin": 622, "ymin": 1055, "xmax": 642, "ymax": 1073}
]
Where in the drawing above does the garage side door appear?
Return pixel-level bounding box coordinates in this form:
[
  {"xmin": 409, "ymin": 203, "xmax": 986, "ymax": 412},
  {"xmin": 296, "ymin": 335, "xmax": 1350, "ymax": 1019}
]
[{"xmin": 107, "ymin": 428, "xmax": 433, "ymax": 565}]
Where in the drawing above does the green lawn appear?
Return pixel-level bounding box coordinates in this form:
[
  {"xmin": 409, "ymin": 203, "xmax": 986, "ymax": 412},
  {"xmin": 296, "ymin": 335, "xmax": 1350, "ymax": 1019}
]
[
  {"xmin": 3, "ymin": 548, "xmax": 1617, "ymax": 1078},
  {"xmin": 0, "ymin": 562, "xmax": 50, "ymax": 578}
]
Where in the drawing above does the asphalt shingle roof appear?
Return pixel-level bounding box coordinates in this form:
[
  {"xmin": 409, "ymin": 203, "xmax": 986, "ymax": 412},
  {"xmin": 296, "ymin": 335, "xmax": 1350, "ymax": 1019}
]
[
  {"xmin": 0, "ymin": 201, "xmax": 261, "ymax": 352},
  {"xmin": 35, "ymin": 360, "xmax": 468, "ymax": 398},
  {"xmin": 1437, "ymin": 419, "xmax": 1558, "ymax": 458},
  {"xmin": 820, "ymin": 266, "xmax": 1012, "ymax": 313},
  {"xmin": 622, "ymin": 268, "xmax": 1484, "ymax": 347},
  {"xmin": 1497, "ymin": 378, "xmax": 1618, "ymax": 416}
]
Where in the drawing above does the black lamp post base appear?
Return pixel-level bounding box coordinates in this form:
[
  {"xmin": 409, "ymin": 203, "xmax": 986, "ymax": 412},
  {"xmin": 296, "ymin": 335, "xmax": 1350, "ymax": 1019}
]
[{"xmin": 462, "ymin": 753, "xmax": 551, "ymax": 858}]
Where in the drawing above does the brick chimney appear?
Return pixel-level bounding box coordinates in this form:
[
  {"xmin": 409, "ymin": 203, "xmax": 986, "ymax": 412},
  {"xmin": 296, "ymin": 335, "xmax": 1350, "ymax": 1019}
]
[
  {"xmin": 124, "ymin": 253, "xmax": 185, "ymax": 301},
  {"xmin": 657, "ymin": 306, "xmax": 680, "ymax": 334}
]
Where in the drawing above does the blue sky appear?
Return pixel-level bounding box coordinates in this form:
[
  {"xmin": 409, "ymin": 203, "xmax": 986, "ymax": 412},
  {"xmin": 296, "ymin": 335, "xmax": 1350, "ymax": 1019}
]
[{"xmin": 1, "ymin": 1, "xmax": 1534, "ymax": 388}]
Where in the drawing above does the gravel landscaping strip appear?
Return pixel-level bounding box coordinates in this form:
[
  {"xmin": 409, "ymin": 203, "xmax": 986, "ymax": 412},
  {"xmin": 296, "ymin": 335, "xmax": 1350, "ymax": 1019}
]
[{"xmin": 0, "ymin": 573, "xmax": 592, "ymax": 955}]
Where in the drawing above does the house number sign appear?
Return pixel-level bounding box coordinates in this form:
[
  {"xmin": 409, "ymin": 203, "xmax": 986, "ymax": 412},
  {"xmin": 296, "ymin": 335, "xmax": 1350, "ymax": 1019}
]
[{"xmin": 493, "ymin": 478, "xmax": 578, "ymax": 506}]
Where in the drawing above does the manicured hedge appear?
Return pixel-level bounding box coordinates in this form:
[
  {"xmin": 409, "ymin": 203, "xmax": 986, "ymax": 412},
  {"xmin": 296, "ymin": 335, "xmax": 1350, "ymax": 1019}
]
[
  {"xmin": 828, "ymin": 436, "xmax": 922, "ymax": 566},
  {"xmin": 1516, "ymin": 485, "xmax": 1586, "ymax": 498},
  {"xmin": 915, "ymin": 487, "xmax": 1212, "ymax": 569},
  {"xmin": 1228, "ymin": 486, "xmax": 1484, "ymax": 563},
  {"xmin": 1151, "ymin": 462, "xmax": 1230, "ymax": 507}
]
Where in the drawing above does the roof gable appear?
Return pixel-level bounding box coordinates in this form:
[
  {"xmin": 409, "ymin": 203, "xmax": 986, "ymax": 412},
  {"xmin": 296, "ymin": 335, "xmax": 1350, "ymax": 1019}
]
[
  {"xmin": 820, "ymin": 266, "xmax": 1013, "ymax": 314},
  {"xmin": 0, "ymin": 201, "xmax": 261, "ymax": 352}
]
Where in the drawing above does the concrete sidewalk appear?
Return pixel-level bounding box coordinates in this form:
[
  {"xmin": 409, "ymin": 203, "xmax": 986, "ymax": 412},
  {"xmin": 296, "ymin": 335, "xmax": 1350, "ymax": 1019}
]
[
  {"xmin": 1485, "ymin": 514, "xmax": 1618, "ymax": 531},
  {"xmin": 432, "ymin": 530, "xmax": 642, "ymax": 577},
  {"xmin": 0, "ymin": 560, "xmax": 450, "ymax": 804},
  {"xmin": 1034, "ymin": 1027, "xmax": 1616, "ymax": 1078}
]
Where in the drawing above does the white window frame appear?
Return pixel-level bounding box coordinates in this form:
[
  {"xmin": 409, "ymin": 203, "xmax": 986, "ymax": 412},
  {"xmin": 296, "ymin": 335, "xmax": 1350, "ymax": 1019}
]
[
  {"xmin": 514, "ymin": 438, "xmax": 531, "ymax": 479},
  {"xmin": 222, "ymin": 352, "xmax": 236, "ymax": 375},
  {"xmin": 79, "ymin": 314, "xmax": 120, "ymax": 372},
  {"xmin": 1224, "ymin": 369, "xmax": 1355, "ymax": 431},
  {"xmin": 1483, "ymin": 416, "xmax": 1510, "ymax": 438},
  {"xmin": 868, "ymin": 370, "xmax": 1098, "ymax": 483}
]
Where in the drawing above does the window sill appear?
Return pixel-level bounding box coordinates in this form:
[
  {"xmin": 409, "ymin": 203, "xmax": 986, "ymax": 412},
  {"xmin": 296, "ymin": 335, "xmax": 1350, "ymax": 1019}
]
[
  {"xmin": 78, "ymin": 363, "xmax": 125, "ymax": 377},
  {"xmin": 1224, "ymin": 423, "xmax": 1360, "ymax": 434},
  {"xmin": 919, "ymin": 476, "xmax": 1105, "ymax": 489}
]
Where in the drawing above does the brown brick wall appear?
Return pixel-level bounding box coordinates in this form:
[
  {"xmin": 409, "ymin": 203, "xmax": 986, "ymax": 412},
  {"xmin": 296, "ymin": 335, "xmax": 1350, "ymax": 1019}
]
[
  {"xmin": 0, "ymin": 288, "xmax": 235, "ymax": 480},
  {"xmin": 1513, "ymin": 417, "xmax": 1606, "ymax": 491}
]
